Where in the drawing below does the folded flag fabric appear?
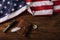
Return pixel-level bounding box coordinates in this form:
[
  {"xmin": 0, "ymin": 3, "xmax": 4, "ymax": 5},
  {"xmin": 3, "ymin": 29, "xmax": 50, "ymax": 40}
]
[
  {"xmin": 26, "ymin": 0, "xmax": 53, "ymax": 15},
  {"xmin": 0, "ymin": 0, "xmax": 27, "ymax": 23},
  {"xmin": 0, "ymin": 0, "xmax": 60, "ymax": 23},
  {"xmin": 51, "ymin": 0, "xmax": 60, "ymax": 13}
]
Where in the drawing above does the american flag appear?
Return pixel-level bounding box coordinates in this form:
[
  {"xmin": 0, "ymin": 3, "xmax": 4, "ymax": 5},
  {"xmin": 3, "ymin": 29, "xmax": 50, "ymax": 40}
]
[
  {"xmin": 0, "ymin": 0, "xmax": 27, "ymax": 23},
  {"xmin": 0, "ymin": 0, "xmax": 60, "ymax": 23}
]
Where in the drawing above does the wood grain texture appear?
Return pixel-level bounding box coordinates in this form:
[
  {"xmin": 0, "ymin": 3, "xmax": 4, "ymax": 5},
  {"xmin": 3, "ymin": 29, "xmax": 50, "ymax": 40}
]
[{"xmin": 0, "ymin": 13, "xmax": 60, "ymax": 40}]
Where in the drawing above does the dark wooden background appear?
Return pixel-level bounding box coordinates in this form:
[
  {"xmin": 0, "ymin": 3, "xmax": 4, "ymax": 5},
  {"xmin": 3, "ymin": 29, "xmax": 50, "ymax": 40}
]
[{"xmin": 0, "ymin": 12, "xmax": 60, "ymax": 40}]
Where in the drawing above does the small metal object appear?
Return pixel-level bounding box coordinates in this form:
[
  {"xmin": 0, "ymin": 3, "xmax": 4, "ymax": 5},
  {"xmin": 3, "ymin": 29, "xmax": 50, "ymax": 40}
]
[
  {"xmin": 3, "ymin": 20, "xmax": 16, "ymax": 33},
  {"xmin": 33, "ymin": 24, "xmax": 38, "ymax": 30}
]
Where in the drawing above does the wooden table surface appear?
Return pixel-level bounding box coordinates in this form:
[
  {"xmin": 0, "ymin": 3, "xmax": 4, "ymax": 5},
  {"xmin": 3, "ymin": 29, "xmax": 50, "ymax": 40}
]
[{"xmin": 0, "ymin": 13, "xmax": 60, "ymax": 40}]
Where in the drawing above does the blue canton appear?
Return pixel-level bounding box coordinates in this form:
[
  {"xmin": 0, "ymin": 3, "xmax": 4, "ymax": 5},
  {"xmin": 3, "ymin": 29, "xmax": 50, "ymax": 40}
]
[{"xmin": 0, "ymin": 0, "xmax": 26, "ymax": 18}]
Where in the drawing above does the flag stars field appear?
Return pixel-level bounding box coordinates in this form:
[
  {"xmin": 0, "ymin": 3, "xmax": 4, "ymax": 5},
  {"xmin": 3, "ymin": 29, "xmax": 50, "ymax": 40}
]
[{"xmin": 0, "ymin": 0, "xmax": 27, "ymax": 23}]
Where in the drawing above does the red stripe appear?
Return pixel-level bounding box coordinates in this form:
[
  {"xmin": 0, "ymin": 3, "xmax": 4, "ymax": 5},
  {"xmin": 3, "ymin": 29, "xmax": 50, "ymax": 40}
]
[
  {"xmin": 54, "ymin": 10, "xmax": 60, "ymax": 13},
  {"xmin": 54, "ymin": 1, "xmax": 60, "ymax": 5},
  {"xmin": 26, "ymin": 0, "xmax": 50, "ymax": 2},
  {"xmin": 31, "ymin": 5, "xmax": 53, "ymax": 11},
  {"xmin": 26, "ymin": 0, "xmax": 32, "ymax": 2},
  {"xmin": 32, "ymin": 0, "xmax": 49, "ymax": 1}
]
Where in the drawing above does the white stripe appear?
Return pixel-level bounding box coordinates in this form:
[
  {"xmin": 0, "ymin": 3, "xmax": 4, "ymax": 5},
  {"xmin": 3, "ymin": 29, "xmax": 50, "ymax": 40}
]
[
  {"xmin": 27, "ymin": 6, "xmax": 33, "ymax": 15},
  {"xmin": 27, "ymin": 1, "xmax": 53, "ymax": 7},
  {"xmin": 33, "ymin": 9, "xmax": 53, "ymax": 15},
  {"xmin": 54, "ymin": 5, "xmax": 60, "ymax": 10},
  {"xmin": 0, "ymin": 6, "xmax": 27, "ymax": 23}
]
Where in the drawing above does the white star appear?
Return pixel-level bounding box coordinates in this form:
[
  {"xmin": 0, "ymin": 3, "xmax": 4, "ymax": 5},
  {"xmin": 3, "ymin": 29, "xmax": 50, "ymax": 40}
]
[
  {"xmin": 3, "ymin": 0, "xmax": 5, "ymax": 2},
  {"xmin": 7, "ymin": 1, "xmax": 10, "ymax": 4},
  {"xmin": 0, "ymin": 11, "xmax": 3, "ymax": 13},
  {"xmin": 16, "ymin": 0, "xmax": 19, "ymax": 1},
  {"xmin": 14, "ymin": 3, "xmax": 17, "ymax": 6},
  {"xmin": 4, "ymin": 6, "xmax": 7, "ymax": 9},
  {"xmin": 5, "ymin": 13, "xmax": 8, "ymax": 15},
  {"xmin": 19, "ymin": 5, "xmax": 22, "ymax": 7},
  {"xmin": 12, "ymin": 8, "xmax": 15, "ymax": 11},
  {"xmin": 0, "ymin": 4, "xmax": 2, "ymax": 7}
]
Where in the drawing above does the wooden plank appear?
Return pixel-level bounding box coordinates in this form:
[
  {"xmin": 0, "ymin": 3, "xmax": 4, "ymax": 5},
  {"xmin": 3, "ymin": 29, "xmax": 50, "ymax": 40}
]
[{"xmin": 0, "ymin": 14, "xmax": 60, "ymax": 40}]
